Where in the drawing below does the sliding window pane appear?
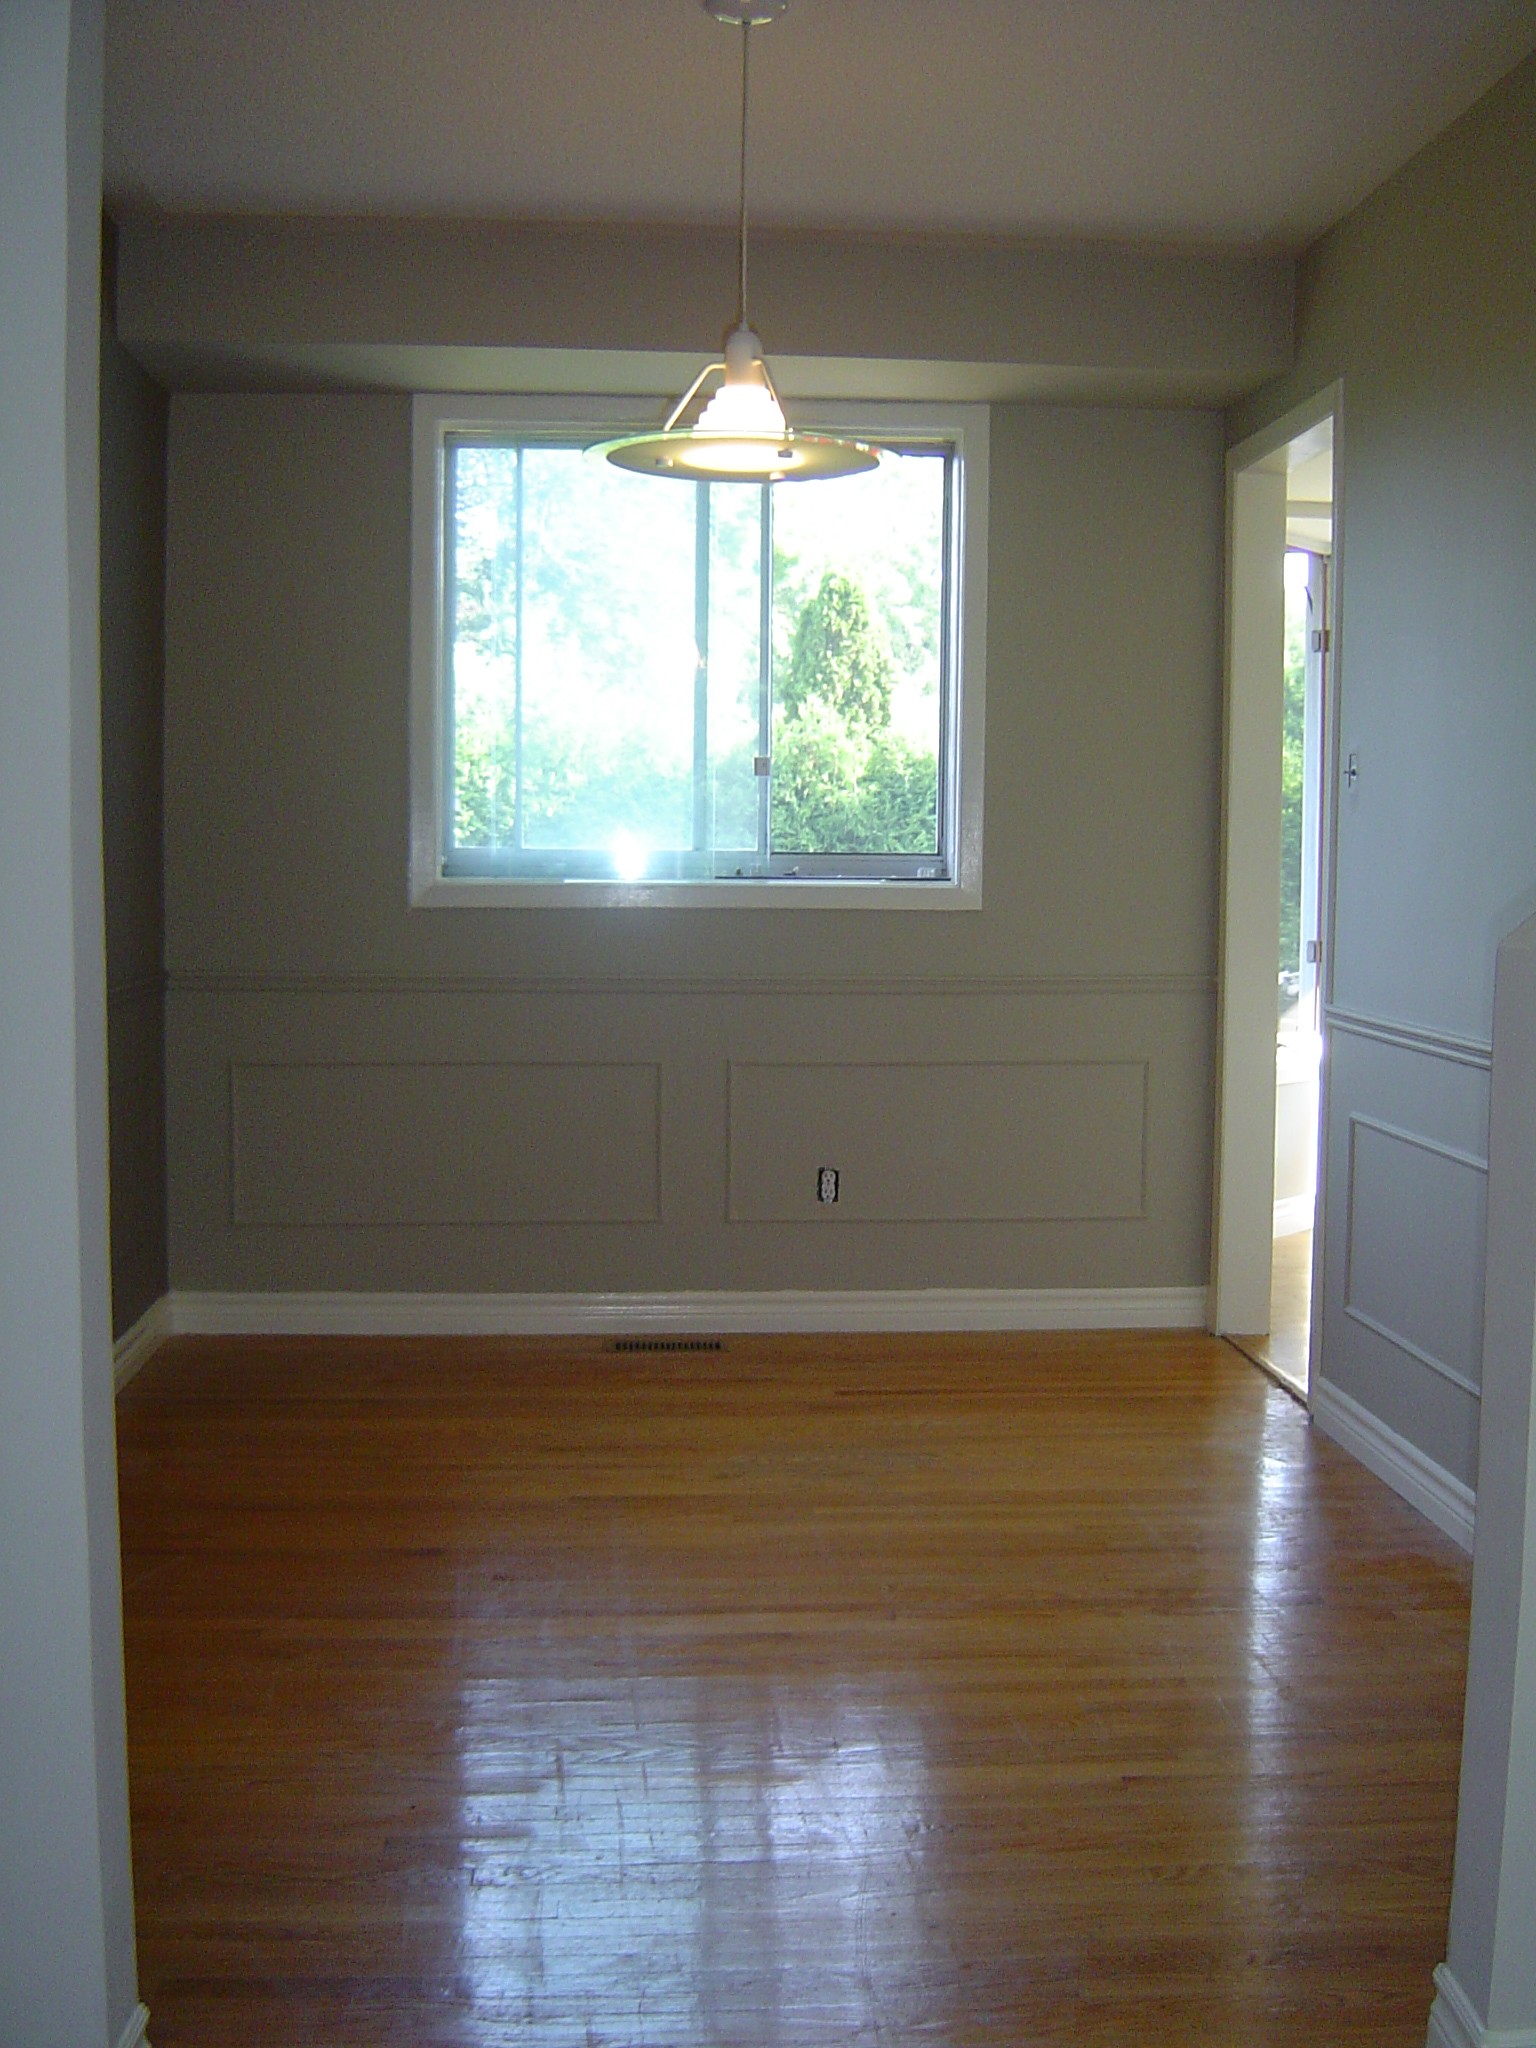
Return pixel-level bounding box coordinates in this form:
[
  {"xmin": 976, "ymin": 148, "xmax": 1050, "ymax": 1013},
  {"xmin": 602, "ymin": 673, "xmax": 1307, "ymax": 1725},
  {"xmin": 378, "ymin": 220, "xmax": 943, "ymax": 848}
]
[
  {"xmin": 707, "ymin": 483, "xmax": 768, "ymax": 863},
  {"xmin": 519, "ymin": 450, "xmax": 698, "ymax": 857},
  {"xmin": 448, "ymin": 444, "xmax": 521, "ymax": 853},
  {"xmin": 770, "ymin": 450, "xmax": 946, "ymax": 857}
]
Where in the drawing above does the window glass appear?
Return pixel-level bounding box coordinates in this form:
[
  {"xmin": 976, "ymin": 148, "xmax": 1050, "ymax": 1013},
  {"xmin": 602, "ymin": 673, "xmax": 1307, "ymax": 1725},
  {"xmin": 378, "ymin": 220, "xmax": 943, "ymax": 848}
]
[
  {"xmin": 413, "ymin": 398, "xmax": 985, "ymax": 907},
  {"xmin": 770, "ymin": 455, "xmax": 945, "ymax": 860}
]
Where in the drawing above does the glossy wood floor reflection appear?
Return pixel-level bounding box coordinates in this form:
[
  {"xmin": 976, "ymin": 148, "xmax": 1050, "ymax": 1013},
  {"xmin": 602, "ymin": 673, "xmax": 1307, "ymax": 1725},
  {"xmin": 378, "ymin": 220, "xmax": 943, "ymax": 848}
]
[{"xmin": 118, "ymin": 1332, "xmax": 1471, "ymax": 2046}]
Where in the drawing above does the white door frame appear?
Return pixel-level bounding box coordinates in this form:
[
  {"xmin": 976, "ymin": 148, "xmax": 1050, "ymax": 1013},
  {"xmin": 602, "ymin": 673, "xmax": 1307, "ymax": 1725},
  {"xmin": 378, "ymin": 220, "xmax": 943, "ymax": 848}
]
[{"xmin": 1211, "ymin": 385, "xmax": 1341, "ymax": 1339}]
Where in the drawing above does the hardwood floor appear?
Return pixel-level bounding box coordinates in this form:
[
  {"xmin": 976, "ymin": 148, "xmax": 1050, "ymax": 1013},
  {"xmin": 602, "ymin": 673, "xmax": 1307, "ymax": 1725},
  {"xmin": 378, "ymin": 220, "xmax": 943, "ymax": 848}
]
[{"xmin": 117, "ymin": 1331, "xmax": 1471, "ymax": 2046}]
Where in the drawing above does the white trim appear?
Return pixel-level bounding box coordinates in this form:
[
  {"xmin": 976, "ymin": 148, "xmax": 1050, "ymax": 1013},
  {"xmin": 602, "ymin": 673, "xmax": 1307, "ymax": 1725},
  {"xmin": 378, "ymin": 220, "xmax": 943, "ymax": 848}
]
[
  {"xmin": 1226, "ymin": 386, "xmax": 1342, "ymax": 478},
  {"xmin": 115, "ymin": 2002, "xmax": 152, "ymax": 2048},
  {"xmin": 1427, "ymin": 1964, "xmax": 1536, "ymax": 2048},
  {"xmin": 1213, "ymin": 384, "xmax": 1341, "ymax": 1337},
  {"xmin": 1327, "ymin": 1005, "xmax": 1492, "ymax": 1070},
  {"xmin": 409, "ymin": 393, "xmax": 987, "ymax": 912},
  {"xmin": 1312, "ymin": 1377, "xmax": 1475, "ymax": 1551},
  {"xmin": 1212, "ymin": 461, "xmax": 1288, "ymax": 1330},
  {"xmin": 421, "ymin": 882, "xmax": 967, "ymax": 910},
  {"xmin": 1429, "ymin": 1969, "xmax": 1483, "ymax": 2048},
  {"xmin": 165, "ymin": 1285, "xmax": 1208, "ymax": 1339},
  {"xmin": 113, "ymin": 1297, "xmax": 173, "ymax": 1391}
]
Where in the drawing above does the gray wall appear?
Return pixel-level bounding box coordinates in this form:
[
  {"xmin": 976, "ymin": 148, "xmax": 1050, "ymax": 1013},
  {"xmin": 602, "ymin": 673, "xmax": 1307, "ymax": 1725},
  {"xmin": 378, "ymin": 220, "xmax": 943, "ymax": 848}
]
[
  {"xmin": 163, "ymin": 394, "xmax": 1225, "ymax": 1298},
  {"xmin": 116, "ymin": 215, "xmax": 1292, "ymax": 409},
  {"xmin": 0, "ymin": 0, "xmax": 141, "ymax": 2039},
  {"xmin": 100, "ymin": 277, "xmax": 168, "ymax": 1336},
  {"xmin": 1230, "ymin": 54, "xmax": 1536, "ymax": 1493}
]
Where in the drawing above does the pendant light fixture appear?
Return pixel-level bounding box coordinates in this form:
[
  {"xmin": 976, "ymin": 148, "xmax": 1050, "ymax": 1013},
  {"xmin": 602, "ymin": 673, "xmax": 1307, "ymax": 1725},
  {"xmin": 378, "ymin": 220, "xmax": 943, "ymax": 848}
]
[{"xmin": 596, "ymin": 0, "xmax": 878, "ymax": 484}]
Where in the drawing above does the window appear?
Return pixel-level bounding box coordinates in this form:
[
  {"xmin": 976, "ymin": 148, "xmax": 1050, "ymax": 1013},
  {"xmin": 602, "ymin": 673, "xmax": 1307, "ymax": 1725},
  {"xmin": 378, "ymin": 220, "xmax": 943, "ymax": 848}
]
[{"xmin": 411, "ymin": 396, "xmax": 986, "ymax": 907}]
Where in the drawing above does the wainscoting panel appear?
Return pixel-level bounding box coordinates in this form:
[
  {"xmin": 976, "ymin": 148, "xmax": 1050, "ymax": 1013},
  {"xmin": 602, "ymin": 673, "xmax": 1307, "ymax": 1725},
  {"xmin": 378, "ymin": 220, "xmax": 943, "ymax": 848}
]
[
  {"xmin": 1344, "ymin": 1116, "xmax": 1487, "ymax": 1397},
  {"xmin": 1317, "ymin": 1014, "xmax": 1491, "ymax": 1498},
  {"xmin": 230, "ymin": 1060, "xmax": 661, "ymax": 1226},
  {"xmin": 166, "ymin": 976, "xmax": 1214, "ymax": 1299},
  {"xmin": 728, "ymin": 1059, "xmax": 1146, "ymax": 1221}
]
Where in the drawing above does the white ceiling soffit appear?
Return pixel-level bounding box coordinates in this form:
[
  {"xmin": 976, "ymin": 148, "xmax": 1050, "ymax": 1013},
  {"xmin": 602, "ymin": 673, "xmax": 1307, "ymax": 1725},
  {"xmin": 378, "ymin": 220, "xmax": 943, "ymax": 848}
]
[{"xmin": 105, "ymin": 0, "xmax": 1536, "ymax": 253}]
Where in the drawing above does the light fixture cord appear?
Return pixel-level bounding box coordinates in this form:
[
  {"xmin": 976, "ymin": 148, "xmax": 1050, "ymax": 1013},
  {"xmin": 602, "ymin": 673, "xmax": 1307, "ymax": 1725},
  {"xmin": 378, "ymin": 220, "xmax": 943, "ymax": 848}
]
[{"xmin": 737, "ymin": 23, "xmax": 751, "ymax": 326}]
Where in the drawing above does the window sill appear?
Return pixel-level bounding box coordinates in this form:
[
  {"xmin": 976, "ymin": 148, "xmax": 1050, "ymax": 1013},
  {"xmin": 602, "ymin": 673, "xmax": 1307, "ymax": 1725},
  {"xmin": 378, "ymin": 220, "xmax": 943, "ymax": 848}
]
[{"xmin": 410, "ymin": 874, "xmax": 982, "ymax": 912}]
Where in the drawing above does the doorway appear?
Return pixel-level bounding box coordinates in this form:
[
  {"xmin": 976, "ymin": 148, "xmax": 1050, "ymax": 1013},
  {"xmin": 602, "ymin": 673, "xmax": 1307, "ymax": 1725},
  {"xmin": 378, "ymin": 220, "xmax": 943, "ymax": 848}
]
[
  {"xmin": 1262, "ymin": 520, "xmax": 1330, "ymax": 1393},
  {"xmin": 1213, "ymin": 394, "xmax": 1338, "ymax": 1401}
]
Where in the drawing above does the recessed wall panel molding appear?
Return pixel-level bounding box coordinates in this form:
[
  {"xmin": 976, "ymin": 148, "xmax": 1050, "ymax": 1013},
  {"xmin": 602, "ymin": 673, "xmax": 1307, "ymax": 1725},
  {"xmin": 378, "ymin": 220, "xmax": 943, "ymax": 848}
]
[
  {"xmin": 230, "ymin": 1060, "xmax": 661, "ymax": 1228},
  {"xmin": 728, "ymin": 1059, "xmax": 1147, "ymax": 1223},
  {"xmin": 1343, "ymin": 1114, "xmax": 1488, "ymax": 1397}
]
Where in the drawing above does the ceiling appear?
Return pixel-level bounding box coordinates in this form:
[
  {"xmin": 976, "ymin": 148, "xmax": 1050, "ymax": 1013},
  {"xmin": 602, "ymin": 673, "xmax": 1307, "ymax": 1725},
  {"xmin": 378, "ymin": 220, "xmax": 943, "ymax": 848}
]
[{"xmin": 105, "ymin": 0, "xmax": 1536, "ymax": 254}]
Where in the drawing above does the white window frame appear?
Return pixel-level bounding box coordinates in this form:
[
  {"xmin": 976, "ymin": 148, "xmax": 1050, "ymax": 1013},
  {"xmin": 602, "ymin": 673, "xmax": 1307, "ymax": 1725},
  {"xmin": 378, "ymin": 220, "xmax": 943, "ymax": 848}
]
[{"xmin": 409, "ymin": 393, "xmax": 987, "ymax": 910}]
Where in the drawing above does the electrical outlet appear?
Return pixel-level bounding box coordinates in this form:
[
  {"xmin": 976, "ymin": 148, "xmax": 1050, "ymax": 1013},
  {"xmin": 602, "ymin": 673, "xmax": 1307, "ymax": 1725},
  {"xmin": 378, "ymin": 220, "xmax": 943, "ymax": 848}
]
[{"xmin": 817, "ymin": 1166, "xmax": 840, "ymax": 1204}]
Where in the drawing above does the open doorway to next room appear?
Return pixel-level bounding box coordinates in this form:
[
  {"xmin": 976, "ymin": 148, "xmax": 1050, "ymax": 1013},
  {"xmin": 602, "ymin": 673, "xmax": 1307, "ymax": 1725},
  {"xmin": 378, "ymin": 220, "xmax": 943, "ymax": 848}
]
[{"xmin": 1240, "ymin": 438, "xmax": 1332, "ymax": 1397}]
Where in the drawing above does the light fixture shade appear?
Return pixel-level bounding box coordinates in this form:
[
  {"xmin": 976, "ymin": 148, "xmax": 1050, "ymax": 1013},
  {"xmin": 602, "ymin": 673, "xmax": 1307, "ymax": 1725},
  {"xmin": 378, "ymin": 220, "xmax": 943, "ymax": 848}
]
[
  {"xmin": 598, "ymin": 426, "xmax": 880, "ymax": 483},
  {"xmin": 702, "ymin": 0, "xmax": 787, "ymax": 21},
  {"xmin": 597, "ymin": 322, "xmax": 878, "ymax": 482},
  {"xmin": 598, "ymin": 323, "xmax": 876, "ymax": 483}
]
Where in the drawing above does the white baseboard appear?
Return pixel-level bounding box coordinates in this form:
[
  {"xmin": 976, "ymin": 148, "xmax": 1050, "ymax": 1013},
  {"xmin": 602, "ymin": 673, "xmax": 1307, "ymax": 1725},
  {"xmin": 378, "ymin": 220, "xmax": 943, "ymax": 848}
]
[
  {"xmin": 1427, "ymin": 1964, "xmax": 1536, "ymax": 2048},
  {"xmin": 1429, "ymin": 1969, "xmax": 1479, "ymax": 2048},
  {"xmin": 164, "ymin": 1285, "xmax": 1209, "ymax": 1340},
  {"xmin": 1313, "ymin": 1377, "xmax": 1475, "ymax": 1552},
  {"xmin": 113, "ymin": 1298, "xmax": 174, "ymax": 1391},
  {"xmin": 115, "ymin": 2002, "xmax": 151, "ymax": 2048}
]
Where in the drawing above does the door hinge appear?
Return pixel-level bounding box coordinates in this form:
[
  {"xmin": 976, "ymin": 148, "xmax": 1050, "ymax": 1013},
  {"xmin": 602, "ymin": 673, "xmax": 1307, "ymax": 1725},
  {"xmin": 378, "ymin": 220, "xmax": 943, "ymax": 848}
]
[
  {"xmin": 1305, "ymin": 938, "xmax": 1322, "ymax": 965},
  {"xmin": 1311, "ymin": 627, "xmax": 1331, "ymax": 653}
]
